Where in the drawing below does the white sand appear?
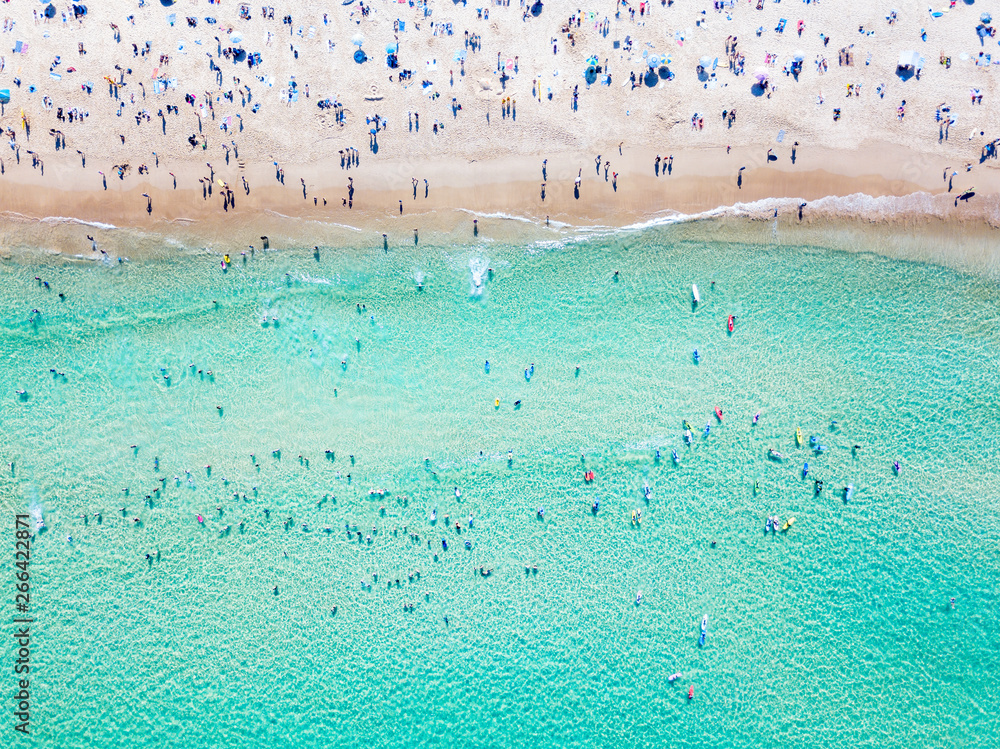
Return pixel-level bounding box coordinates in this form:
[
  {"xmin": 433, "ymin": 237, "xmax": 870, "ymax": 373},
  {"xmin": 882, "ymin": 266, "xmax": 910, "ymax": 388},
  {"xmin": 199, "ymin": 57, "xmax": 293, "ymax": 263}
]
[{"xmin": 0, "ymin": 0, "xmax": 998, "ymax": 239}]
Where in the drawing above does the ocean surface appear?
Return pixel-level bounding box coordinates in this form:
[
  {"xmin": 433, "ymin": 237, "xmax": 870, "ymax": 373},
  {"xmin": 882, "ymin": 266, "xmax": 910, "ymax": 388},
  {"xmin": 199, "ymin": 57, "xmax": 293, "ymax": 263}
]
[{"xmin": 1, "ymin": 226, "xmax": 998, "ymax": 748}]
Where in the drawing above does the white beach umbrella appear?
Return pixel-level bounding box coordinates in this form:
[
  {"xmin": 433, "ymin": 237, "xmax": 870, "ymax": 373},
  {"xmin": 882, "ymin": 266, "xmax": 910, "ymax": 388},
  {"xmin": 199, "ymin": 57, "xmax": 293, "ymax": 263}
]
[{"xmin": 351, "ymin": 33, "xmax": 364, "ymax": 47}]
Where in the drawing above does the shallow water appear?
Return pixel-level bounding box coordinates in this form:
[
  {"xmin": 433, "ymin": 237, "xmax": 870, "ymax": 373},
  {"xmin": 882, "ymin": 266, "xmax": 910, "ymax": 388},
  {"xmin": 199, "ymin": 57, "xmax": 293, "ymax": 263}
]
[{"xmin": 1, "ymin": 227, "xmax": 998, "ymax": 747}]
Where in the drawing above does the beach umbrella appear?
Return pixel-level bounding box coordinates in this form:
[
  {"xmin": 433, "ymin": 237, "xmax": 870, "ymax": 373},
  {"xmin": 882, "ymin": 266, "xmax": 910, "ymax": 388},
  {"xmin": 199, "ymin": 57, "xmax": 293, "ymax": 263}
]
[
  {"xmin": 230, "ymin": 33, "xmax": 243, "ymax": 44},
  {"xmin": 754, "ymin": 69, "xmax": 768, "ymax": 83},
  {"xmin": 351, "ymin": 33, "xmax": 364, "ymax": 47},
  {"xmin": 982, "ymin": 13, "xmax": 992, "ymax": 23},
  {"xmin": 453, "ymin": 49, "xmax": 466, "ymax": 62},
  {"xmin": 159, "ymin": 0, "xmax": 174, "ymax": 5},
  {"xmin": 793, "ymin": 50, "xmax": 804, "ymax": 62},
  {"xmin": 699, "ymin": 55, "xmax": 712, "ymax": 68},
  {"xmin": 0, "ymin": 90, "xmax": 9, "ymax": 104},
  {"xmin": 386, "ymin": 42, "xmax": 398, "ymax": 54},
  {"xmin": 586, "ymin": 55, "xmax": 598, "ymax": 66},
  {"xmin": 648, "ymin": 55, "xmax": 660, "ymax": 68}
]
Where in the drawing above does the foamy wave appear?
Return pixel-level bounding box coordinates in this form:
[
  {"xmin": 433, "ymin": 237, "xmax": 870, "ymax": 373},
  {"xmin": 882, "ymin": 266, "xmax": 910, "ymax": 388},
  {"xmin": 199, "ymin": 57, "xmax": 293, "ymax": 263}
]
[
  {"xmin": 40, "ymin": 216, "xmax": 119, "ymax": 230},
  {"xmin": 522, "ymin": 191, "xmax": 970, "ymax": 254},
  {"xmin": 618, "ymin": 192, "xmax": 964, "ymax": 231},
  {"xmin": 458, "ymin": 208, "xmax": 544, "ymax": 225},
  {"xmin": 1, "ymin": 212, "xmax": 119, "ymax": 230},
  {"xmin": 468, "ymin": 256, "xmax": 489, "ymax": 297},
  {"xmin": 315, "ymin": 220, "xmax": 363, "ymax": 232},
  {"xmin": 262, "ymin": 209, "xmax": 363, "ymax": 232}
]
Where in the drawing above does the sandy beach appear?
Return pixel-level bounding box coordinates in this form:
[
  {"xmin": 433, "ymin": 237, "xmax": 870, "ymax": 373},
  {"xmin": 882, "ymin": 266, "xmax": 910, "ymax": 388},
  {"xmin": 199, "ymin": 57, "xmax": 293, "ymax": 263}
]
[
  {"xmin": 1, "ymin": 0, "xmax": 998, "ymax": 262},
  {"xmin": 6, "ymin": 4, "xmax": 1000, "ymax": 745}
]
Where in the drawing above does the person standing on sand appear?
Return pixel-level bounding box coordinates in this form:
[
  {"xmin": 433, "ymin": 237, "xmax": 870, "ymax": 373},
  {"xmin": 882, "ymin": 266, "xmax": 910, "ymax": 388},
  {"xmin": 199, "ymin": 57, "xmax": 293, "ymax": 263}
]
[{"xmin": 399, "ymin": 200, "xmax": 403, "ymax": 214}]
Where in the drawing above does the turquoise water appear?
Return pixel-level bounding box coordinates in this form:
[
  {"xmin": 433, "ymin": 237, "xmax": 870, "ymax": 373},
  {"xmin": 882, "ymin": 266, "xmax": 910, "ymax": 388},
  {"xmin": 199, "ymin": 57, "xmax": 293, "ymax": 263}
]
[{"xmin": 1, "ymin": 228, "xmax": 998, "ymax": 747}]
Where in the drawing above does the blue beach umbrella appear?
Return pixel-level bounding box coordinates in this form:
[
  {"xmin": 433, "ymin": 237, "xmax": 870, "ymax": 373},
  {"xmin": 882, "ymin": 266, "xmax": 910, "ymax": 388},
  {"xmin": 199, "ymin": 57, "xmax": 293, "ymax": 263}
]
[{"xmin": 386, "ymin": 42, "xmax": 398, "ymax": 54}]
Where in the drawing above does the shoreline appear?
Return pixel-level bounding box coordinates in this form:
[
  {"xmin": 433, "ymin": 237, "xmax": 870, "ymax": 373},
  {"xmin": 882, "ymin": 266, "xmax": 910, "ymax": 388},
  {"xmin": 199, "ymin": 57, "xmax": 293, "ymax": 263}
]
[{"xmin": 2, "ymin": 141, "xmax": 1000, "ymax": 277}]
